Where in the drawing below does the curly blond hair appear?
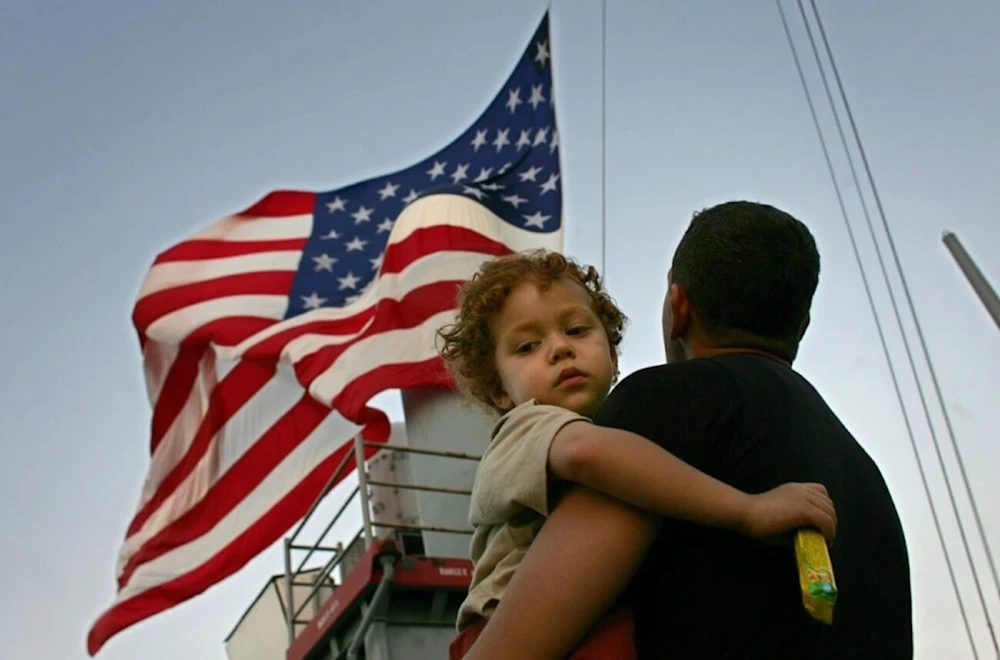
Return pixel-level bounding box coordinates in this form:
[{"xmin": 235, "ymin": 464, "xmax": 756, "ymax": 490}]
[{"xmin": 437, "ymin": 250, "xmax": 627, "ymax": 414}]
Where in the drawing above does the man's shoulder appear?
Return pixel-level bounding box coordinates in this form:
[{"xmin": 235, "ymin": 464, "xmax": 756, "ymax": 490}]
[{"xmin": 613, "ymin": 359, "xmax": 736, "ymax": 397}]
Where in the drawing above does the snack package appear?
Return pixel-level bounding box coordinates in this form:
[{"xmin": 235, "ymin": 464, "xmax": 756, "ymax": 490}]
[{"xmin": 795, "ymin": 528, "xmax": 837, "ymax": 624}]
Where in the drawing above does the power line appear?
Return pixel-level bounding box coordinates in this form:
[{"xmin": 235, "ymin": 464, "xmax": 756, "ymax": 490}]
[
  {"xmin": 600, "ymin": 0, "xmax": 607, "ymax": 277},
  {"xmin": 775, "ymin": 2, "xmax": 980, "ymax": 656}
]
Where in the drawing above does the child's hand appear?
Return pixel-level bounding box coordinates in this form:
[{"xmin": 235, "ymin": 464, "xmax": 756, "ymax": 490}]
[{"xmin": 743, "ymin": 483, "xmax": 837, "ymax": 544}]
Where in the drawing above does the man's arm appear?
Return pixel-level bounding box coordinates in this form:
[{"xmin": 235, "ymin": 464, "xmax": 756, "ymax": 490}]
[{"xmin": 464, "ymin": 487, "xmax": 660, "ymax": 660}]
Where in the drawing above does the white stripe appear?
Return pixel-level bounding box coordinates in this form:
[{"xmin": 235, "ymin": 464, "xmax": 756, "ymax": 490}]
[
  {"xmin": 112, "ymin": 401, "xmax": 360, "ymax": 602},
  {"xmin": 387, "ymin": 193, "xmax": 563, "ymax": 253},
  {"xmin": 144, "ymin": 295, "xmax": 288, "ymax": 344},
  {"xmin": 139, "ymin": 251, "xmax": 302, "ymax": 299},
  {"xmin": 188, "ymin": 213, "xmax": 313, "ymax": 242},
  {"xmin": 118, "ymin": 368, "xmax": 305, "ymax": 575},
  {"xmin": 307, "ymin": 310, "xmax": 456, "ymax": 406},
  {"xmin": 142, "ymin": 340, "xmax": 181, "ymax": 409}
]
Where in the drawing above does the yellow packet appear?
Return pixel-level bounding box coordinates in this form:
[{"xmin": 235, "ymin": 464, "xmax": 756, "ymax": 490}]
[{"xmin": 795, "ymin": 528, "xmax": 837, "ymax": 625}]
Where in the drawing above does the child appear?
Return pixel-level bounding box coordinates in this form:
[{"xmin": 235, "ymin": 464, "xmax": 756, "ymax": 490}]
[{"xmin": 437, "ymin": 250, "xmax": 837, "ymax": 659}]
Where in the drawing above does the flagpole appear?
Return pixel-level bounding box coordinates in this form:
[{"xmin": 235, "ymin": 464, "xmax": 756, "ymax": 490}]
[
  {"xmin": 600, "ymin": 0, "xmax": 607, "ymax": 277},
  {"xmin": 943, "ymin": 230, "xmax": 1000, "ymax": 332}
]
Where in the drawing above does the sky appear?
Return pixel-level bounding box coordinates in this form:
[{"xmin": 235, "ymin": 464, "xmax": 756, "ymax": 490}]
[{"xmin": 1, "ymin": 1, "xmax": 998, "ymax": 658}]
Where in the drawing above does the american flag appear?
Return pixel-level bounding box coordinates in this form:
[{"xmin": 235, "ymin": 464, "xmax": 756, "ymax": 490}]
[{"xmin": 88, "ymin": 13, "xmax": 562, "ymax": 655}]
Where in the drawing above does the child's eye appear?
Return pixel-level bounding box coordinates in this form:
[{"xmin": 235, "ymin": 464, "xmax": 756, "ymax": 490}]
[
  {"xmin": 514, "ymin": 342, "xmax": 536, "ymax": 354},
  {"xmin": 566, "ymin": 326, "xmax": 590, "ymax": 336}
]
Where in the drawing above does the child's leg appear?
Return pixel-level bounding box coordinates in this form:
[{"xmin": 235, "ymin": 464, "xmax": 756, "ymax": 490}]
[
  {"xmin": 566, "ymin": 602, "xmax": 637, "ymax": 660},
  {"xmin": 449, "ymin": 617, "xmax": 487, "ymax": 660}
]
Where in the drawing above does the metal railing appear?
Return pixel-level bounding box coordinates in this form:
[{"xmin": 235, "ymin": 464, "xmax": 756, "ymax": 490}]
[{"xmin": 281, "ymin": 432, "xmax": 481, "ymax": 644}]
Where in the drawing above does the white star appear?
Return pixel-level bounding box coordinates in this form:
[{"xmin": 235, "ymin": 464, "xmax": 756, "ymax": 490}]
[
  {"xmin": 493, "ymin": 128, "xmax": 510, "ymax": 152},
  {"xmin": 376, "ymin": 218, "xmax": 394, "ymax": 234},
  {"xmin": 519, "ymin": 165, "xmax": 543, "ymax": 182},
  {"xmin": 535, "ymin": 40, "xmax": 550, "ymax": 67},
  {"xmin": 498, "ymin": 162, "xmax": 513, "ymax": 174},
  {"xmin": 326, "ymin": 196, "xmax": 347, "ymax": 213},
  {"xmin": 312, "ymin": 253, "xmax": 337, "ymax": 271},
  {"xmin": 345, "ymin": 294, "xmax": 361, "ymax": 304},
  {"xmin": 529, "ymin": 84, "xmax": 546, "ymax": 109},
  {"xmin": 301, "ymin": 292, "xmax": 327, "ymax": 309},
  {"xmin": 427, "ymin": 160, "xmax": 447, "ymax": 180},
  {"xmin": 533, "ymin": 126, "xmax": 550, "ymax": 146},
  {"xmin": 345, "ymin": 236, "xmax": 368, "ymax": 252},
  {"xmin": 523, "ymin": 211, "xmax": 551, "ymax": 228},
  {"xmin": 320, "ymin": 228, "xmax": 340, "ymax": 240},
  {"xmin": 402, "ymin": 189, "xmax": 420, "ymax": 204},
  {"xmin": 351, "ymin": 206, "xmax": 373, "ymax": 224},
  {"xmin": 540, "ymin": 173, "xmax": 560, "ymax": 195},
  {"xmin": 502, "ymin": 193, "xmax": 528, "ymax": 208},
  {"xmin": 470, "ymin": 129, "xmax": 488, "ymax": 151},
  {"xmin": 451, "ymin": 163, "xmax": 469, "ymax": 184},
  {"xmin": 377, "ymin": 181, "xmax": 399, "ymax": 200},
  {"xmin": 462, "ymin": 186, "xmax": 487, "ymax": 200},
  {"xmin": 474, "ymin": 167, "xmax": 493, "ymax": 182},
  {"xmin": 369, "ymin": 253, "xmax": 384, "ymax": 272},
  {"xmin": 549, "ymin": 130, "xmax": 559, "ymax": 154},
  {"xmin": 482, "ymin": 182, "xmax": 505, "ymax": 191},
  {"xmin": 515, "ymin": 129, "xmax": 533, "ymax": 150},
  {"xmin": 337, "ymin": 271, "xmax": 362, "ymax": 290},
  {"xmin": 506, "ymin": 88, "xmax": 522, "ymax": 113}
]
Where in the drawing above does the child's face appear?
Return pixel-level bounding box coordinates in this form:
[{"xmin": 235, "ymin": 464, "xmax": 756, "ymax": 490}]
[{"xmin": 489, "ymin": 278, "xmax": 616, "ymax": 417}]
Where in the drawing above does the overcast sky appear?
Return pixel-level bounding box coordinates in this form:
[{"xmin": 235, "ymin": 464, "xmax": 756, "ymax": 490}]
[{"xmin": 1, "ymin": 1, "xmax": 998, "ymax": 658}]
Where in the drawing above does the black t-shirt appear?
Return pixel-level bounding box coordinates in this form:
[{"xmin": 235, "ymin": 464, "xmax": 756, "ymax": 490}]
[{"xmin": 594, "ymin": 354, "xmax": 912, "ymax": 659}]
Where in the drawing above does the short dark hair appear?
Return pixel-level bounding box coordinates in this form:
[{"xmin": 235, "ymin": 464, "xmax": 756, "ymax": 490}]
[{"xmin": 671, "ymin": 201, "xmax": 820, "ymax": 361}]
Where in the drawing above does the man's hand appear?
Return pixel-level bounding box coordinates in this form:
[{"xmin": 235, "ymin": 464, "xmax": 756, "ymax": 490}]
[{"xmin": 742, "ymin": 482, "xmax": 837, "ymax": 543}]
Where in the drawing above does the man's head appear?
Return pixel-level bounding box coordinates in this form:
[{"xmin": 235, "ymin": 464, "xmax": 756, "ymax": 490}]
[
  {"xmin": 664, "ymin": 201, "xmax": 820, "ymax": 364},
  {"xmin": 438, "ymin": 250, "xmax": 627, "ymax": 417}
]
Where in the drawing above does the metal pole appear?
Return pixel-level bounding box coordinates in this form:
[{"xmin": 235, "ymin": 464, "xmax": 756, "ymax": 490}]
[
  {"xmin": 353, "ymin": 434, "xmax": 374, "ymax": 548},
  {"xmin": 283, "ymin": 538, "xmax": 295, "ymax": 645},
  {"xmin": 346, "ymin": 554, "xmax": 397, "ymax": 660},
  {"xmin": 943, "ymin": 231, "xmax": 1000, "ymax": 331}
]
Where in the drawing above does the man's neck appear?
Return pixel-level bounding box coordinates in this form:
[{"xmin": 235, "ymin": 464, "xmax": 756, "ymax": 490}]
[{"xmin": 691, "ymin": 345, "xmax": 791, "ymax": 366}]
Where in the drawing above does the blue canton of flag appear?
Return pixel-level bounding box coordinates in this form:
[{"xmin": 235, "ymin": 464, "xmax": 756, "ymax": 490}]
[{"xmin": 290, "ymin": 16, "xmax": 560, "ymax": 315}]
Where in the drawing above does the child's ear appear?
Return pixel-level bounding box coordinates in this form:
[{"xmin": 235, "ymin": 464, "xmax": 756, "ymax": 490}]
[
  {"xmin": 610, "ymin": 348, "xmax": 620, "ymax": 381},
  {"xmin": 490, "ymin": 387, "xmax": 514, "ymax": 411}
]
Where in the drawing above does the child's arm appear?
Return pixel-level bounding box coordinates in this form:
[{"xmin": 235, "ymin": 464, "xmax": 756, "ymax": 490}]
[{"xmin": 548, "ymin": 421, "xmax": 837, "ymax": 541}]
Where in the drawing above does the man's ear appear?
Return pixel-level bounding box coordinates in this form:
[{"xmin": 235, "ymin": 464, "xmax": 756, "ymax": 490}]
[
  {"xmin": 798, "ymin": 313, "xmax": 811, "ymax": 340},
  {"xmin": 669, "ymin": 283, "xmax": 692, "ymax": 341}
]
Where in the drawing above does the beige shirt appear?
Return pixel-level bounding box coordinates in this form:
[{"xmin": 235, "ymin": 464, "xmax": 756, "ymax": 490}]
[{"xmin": 457, "ymin": 400, "xmax": 590, "ymax": 629}]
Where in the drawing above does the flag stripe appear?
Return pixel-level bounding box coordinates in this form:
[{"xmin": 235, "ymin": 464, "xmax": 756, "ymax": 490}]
[
  {"xmin": 149, "ymin": 346, "xmax": 206, "ymax": 452},
  {"xmin": 141, "ymin": 251, "xmax": 303, "ymax": 298},
  {"xmin": 189, "ymin": 212, "xmax": 313, "ymax": 242},
  {"xmin": 156, "ymin": 237, "xmax": 309, "ymax": 263}
]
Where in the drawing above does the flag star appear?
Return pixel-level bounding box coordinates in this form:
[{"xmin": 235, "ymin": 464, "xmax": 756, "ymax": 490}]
[
  {"xmin": 529, "ymin": 84, "xmax": 546, "ymax": 109},
  {"xmin": 345, "ymin": 236, "xmax": 368, "ymax": 251},
  {"xmin": 482, "ymin": 182, "xmax": 505, "ymax": 191},
  {"xmin": 523, "ymin": 211, "xmax": 551, "ymax": 228},
  {"xmin": 506, "ymin": 88, "xmax": 522, "ymax": 114},
  {"xmin": 369, "ymin": 253, "xmax": 384, "ymax": 272},
  {"xmin": 351, "ymin": 205, "xmax": 373, "ymax": 224},
  {"xmin": 519, "ymin": 165, "xmax": 544, "ymax": 182},
  {"xmin": 345, "ymin": 294, "xmax": 361, "ymax": 304},
  {"xmin": 549, "ymin": 130, "xmax": 559, "ymax": 154},
  {"xmin": 337, "ymin": 271, "xmax": 362, "ymax": 290},
  {"xmin": 498, "ymin": 162, "xmax": 513, "ymax": 174},
  {"xmin": 402, "ymin": 189, "xmax": 420, "ymax": 204},
  {"xmin": 533, "ymin": 126, "xmax": 550, "ymax": 146},
  {"xmin": 502, "ymin": 193, "xmax": 528, "ymax": 208},
  {"xmin": 540, "ymin": 173, "xmax": 560, "ymax": 195},
  {"xmin": 312, "ymin": 253, "xmax": 337, "ymax": 271},
  {"xmin": 451, "ymin": 163, "xmax": 470, "ymax": 183},
  {"xmin": 535, "ymin": 40, "xmax": 550, "ymax": 67},
  {"xmin": 493, "ymin": 128, "xmax": 510, "ymax": 152},
  {"xmin": 427, "ymin": 160, "xmax": 447, "ymax": 180},
  {"xmin": 377, "ymin": 181, "xmax": 399, "ymax": 200},
  {"xmin": 301, "ymin": 292, "xmax": 327, "ymax": 309},
  {"xmin": 326, "ymin": 196, "xmax": 347, "ymax": 213},
  {"xmin": 462, "ymin": 185, "xmax": 487, "ymax": 200},
  {"xmin": 320, "ymin": 228, "xmax": 340, "ymax": 240},
  {"xmin": 515, "ymin": 129, "xmax": 533, "ymax": 150},
  {"xmin": 470, "ymin": 129, "xmax": 488, "ymax": 151},
  {"xmin": 376, "ymin": 218, "xmax": 394, "ymax": 233},
  {"xmin": 473, "ymin": 166, "xmax": 493, "ymax": 182}
]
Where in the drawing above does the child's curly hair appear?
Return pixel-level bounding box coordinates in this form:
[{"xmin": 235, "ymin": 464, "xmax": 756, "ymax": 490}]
[{"xmin": 437, "ymin": 250, "xmax": 628, "ymax": 414}]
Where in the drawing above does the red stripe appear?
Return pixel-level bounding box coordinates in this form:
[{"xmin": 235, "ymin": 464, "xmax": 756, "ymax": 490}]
[
  {"xmin": 381, "ymin": 224, "xmax": 509, "ymax": 275},
  {"xmin": 333, "ymin": 356, "xmax": 453, "ymax": 420},
  {"xmin": 155, "ymin": 238, "xmax": 307, "ymax": 264},
  {"xmin": 238, "ymin": 190, "xmax": 317, "ymax": 217},
  {"xmin": 133, "ymin": 271, "xmax": 295, "ymax": 334},
  {"xmin": 87, "ymin": 406, "xmax": 388, "ymax": 656},
  {"xmin": 292, "ymin": 280, "xmax": 464, "ymax": 387},
  {"xmin": 241, "ymin": 307, "xmax": 376, "ymax": 360},
  {"xmin": 118, "ymin": 393, "xmax": 330, "ymax": 590},
  {"xmin": 124, "ymin": 361, "xmax": 276, "ymax": 543},
  {"xmin": 183, "ymin": 316, "xmax": 277, "ymax": 348},
  {"xmin": 149, "ymin": 346, "xmax": 204, "ymax": 454}
]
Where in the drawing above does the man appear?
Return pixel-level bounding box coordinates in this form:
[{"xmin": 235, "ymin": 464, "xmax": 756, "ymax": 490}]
[{"xmin": 464, "ymin": 201, "xmax": 912, "ymax": 659}]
